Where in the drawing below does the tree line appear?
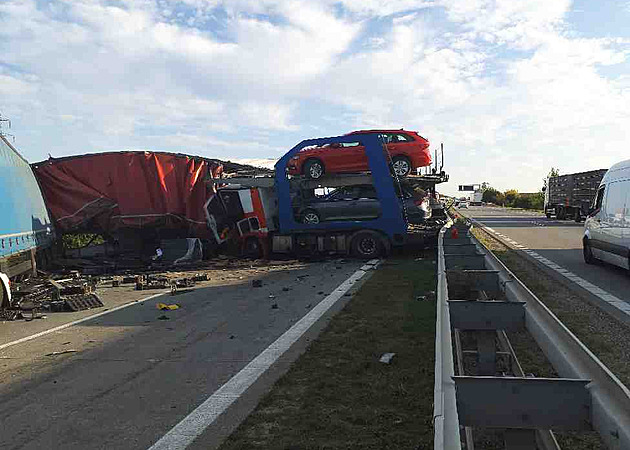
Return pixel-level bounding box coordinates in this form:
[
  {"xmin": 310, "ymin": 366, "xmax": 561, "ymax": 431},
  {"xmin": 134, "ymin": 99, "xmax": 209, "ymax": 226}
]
[
  {"xmin": 477, "ymin": 168, "xmax": 559, "ymax": 211},
  {"xmin": 481, "ymin": 187, "xmax": 544, "ymax": 210}
]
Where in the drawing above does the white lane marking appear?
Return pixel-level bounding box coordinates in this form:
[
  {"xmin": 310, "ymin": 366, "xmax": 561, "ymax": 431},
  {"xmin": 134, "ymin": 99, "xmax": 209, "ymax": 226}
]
[
  {"xmin": 469, "ymin": 218, "xmax": 630, "ymax": 319},
  {"xmin": 147, "ymin": 259, "xmax": 380, "ymax": 450},
  {"xmin": 0, "ymin": 293, "xmax": 165, "ymax": 352}
]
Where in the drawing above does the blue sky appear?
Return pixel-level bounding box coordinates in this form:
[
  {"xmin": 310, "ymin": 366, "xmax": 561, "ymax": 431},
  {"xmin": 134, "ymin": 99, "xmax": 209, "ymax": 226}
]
[{"xmin": 1, "ymin": 0, "xmax": 629, "ymax": 195}]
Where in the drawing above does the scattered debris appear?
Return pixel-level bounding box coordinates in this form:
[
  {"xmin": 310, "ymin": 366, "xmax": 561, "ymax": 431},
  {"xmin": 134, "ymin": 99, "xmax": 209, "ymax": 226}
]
[
  {"xmin": 282, "ymin": 287, "xmax": 290, "ymax": 292},
  {"xmin": 379, "ymin": 352, "xmax": 396, "ymax": 364},
  {"xmin": 157, "ymin": 315, "xmax": 170, "ymax": 320},
  {"xmin": 156, "ymin": 303, "xmax": 180, "ymax": 311},
  {"xmin": 271, "ymin": 303, "xmax": 279, "ymax": 309},
  {"xmin": 416, "ymin": 296, "xmax": 426, "ymax": 301},
  {"xmin": 318, "ymin": 291, "xmax": 324, "ymax": 295},
  {"xmin": 46, "ymin": 349, "xmax": 78, "ymax": 356},
  {"xmin": 252, "ymin": 279, "xmax": 263, "ymax": 287},
  {"xmin": 268, "ymin": 294, "xmax": 276, "ymax": 299},
  {"xmin": 305, "ymin": 303, "xmax": 312, "ymax": 309}
]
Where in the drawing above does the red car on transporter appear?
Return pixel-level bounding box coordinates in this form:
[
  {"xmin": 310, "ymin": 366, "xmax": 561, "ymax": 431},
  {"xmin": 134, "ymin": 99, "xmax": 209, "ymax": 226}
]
[{"xmin": 287, "ymin": 129, "xmax": 431, "ymax": 179}]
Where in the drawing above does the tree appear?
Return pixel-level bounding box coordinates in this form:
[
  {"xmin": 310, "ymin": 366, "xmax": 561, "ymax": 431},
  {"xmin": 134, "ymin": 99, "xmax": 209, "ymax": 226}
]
[
  {"xmin": 482, "ymin": 187, "xmax": 504, "ymax": 205},
  {"xmin": 504, "ymin": 189, "xmax": 519, "ymax": 207}
]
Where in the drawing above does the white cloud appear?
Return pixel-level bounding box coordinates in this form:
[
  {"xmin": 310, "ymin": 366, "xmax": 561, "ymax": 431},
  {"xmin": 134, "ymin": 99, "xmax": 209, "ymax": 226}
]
[{"xmin": 1, "ymin": 0, "xmax": 629, "ymax": 195}]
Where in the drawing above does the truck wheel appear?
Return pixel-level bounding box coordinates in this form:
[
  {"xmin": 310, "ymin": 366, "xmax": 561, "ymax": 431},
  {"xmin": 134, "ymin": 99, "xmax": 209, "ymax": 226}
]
[
  {"xmin": 304, "ymin": 159, "xmax": 325, "ymax": 179},
  {"xmin": 583, "ymin": 238, "xmax": 596, "ymax": 264},
  {"xmin": 545, "ymin": 213, "xmax": 552, "ymax": 219},
  {"xmin": 557, "ymin": 207, "xmax": 566, "ymax": 220},
  {"xmin": 391, "ymin": 156, "xmax": 411, "ymax": 177},
  {"xmin": 243, "ymin": 237, "xmax": 262, "ymax": 259},
  {"xmin": 574, "ymin": 211, "xmax": 582, "ymax": 222},
  {"xmin": 351, "ymin": 231, "xmax": 384, "ymax": 259},
  {"xmin": 301, "ymin": 209, "xmax": 321, "ymax": 224}
]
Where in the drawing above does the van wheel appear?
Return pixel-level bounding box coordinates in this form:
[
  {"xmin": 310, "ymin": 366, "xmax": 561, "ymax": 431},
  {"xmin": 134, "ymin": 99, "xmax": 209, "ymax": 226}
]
[
  {"xmin": 351, "ymin": 231, "xmax": 384, "ymax": 259},
  {"xmin": 583, "ymin": 239, "xmax": 596, "ymax": 264}
]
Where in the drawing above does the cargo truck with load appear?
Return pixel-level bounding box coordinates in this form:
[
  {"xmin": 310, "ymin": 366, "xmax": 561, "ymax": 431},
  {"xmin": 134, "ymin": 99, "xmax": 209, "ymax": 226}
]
[
  {"xmin": 205, "ymin": 133, "xmax": 448, "ymax": 259},
  {"xmin": 0, "ymin": 135, "xmax": 55, "ymax": 310},
  {"xmin": 543, "ymin": 168, "xmax": 608, "ymax": 221}
]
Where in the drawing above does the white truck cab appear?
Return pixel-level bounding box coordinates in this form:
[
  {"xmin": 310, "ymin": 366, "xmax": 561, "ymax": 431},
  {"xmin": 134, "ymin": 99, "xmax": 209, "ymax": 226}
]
[{"xmin": 583, "ymin": 159, "xmax": 630, "ymax": 271}]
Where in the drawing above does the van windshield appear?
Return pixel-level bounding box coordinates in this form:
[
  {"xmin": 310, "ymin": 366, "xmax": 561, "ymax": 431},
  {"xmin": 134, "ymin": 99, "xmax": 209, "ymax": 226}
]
[{"xmin": 592, "ymin": 185, "xmax": 605, "ymax": 212}]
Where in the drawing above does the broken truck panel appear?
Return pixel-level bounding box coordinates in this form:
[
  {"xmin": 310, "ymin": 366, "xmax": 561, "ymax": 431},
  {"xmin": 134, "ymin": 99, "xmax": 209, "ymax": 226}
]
[
  {"xmin": 0, "ymin": 135, "xmax": 55, "ymax": 286},
  {"xmin": 31, "ymin": 151, "xmax": 226, "ymax": 239}
]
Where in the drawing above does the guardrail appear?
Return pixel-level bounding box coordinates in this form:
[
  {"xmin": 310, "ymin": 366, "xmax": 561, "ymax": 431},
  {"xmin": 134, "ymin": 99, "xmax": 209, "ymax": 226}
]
[{"xmin": 434, "ymin": 221, "xmax": 630, "ymax": 450}]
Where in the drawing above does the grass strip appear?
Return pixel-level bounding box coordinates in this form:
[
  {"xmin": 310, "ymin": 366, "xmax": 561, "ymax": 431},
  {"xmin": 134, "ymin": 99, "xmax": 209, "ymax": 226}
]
[{"xmin": 219, "ymin": 254, "xmax": 437, "ymax": 450}]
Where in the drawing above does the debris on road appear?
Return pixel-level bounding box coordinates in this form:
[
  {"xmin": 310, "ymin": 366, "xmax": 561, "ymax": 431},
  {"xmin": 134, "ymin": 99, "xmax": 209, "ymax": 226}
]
[
  {"xmin": 379, "ymin": 352, "xmax": 396, "ymax": 364},
  {"xmin": 156, "ymin": 303, "xmax": 180, "ymax": 311},
  {"xmin": 45, "ymin": 349, "xmax": 78, "ymax": 356},
  {"xmin": 252, "ymin": 279, "xmax": 263, "ymax": 287}
]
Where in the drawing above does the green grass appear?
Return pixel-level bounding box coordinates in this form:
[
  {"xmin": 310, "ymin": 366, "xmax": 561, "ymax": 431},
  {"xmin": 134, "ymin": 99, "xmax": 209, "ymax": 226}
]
[{"xmin": 219, "ymin": 255, "xmax": 437, "ymax": 450}]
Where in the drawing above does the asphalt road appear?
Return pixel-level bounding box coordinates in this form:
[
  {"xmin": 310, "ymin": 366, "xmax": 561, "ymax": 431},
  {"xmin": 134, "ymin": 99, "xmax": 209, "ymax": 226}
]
[
  {"xmin": 461, "ymin": 206, "xmax": 630, "ymax": 304},
  {"xmin": 0, "ymin": 259, "xmax": 366, "ymax": 450}
]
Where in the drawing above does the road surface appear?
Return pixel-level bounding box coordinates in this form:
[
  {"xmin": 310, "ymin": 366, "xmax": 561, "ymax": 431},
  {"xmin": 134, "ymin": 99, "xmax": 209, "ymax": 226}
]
[
  {"xmin": 0, "ymin": 259, "xmax": 369, "ymax": 450},
  {"xmin": 461, "ymin": 206, "xmax": 630, "ymax": 306}
]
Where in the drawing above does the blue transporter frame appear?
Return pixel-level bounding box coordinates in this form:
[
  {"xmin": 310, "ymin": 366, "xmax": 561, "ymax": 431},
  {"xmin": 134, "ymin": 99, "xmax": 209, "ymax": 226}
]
[{"xmin": 274, "ymin": 133, "xmax": 407, "ymax": 241}]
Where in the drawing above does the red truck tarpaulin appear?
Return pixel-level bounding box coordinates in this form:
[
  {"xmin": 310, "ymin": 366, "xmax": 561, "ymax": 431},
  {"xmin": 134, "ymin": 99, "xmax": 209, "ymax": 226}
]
[{"xmin": 32, "ymin": 151, "xmax": 223, "ymax": 238}]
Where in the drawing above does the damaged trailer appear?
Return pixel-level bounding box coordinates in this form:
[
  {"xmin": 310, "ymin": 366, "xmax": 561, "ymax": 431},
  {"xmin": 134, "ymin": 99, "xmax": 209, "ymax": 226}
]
[
  {"xmin": 31, "ymin": 151, "xmax": 269, "ymax": 262},
  {"xmin": 1, "ymin": 135, "xmax": 55, "ymax": 310}
]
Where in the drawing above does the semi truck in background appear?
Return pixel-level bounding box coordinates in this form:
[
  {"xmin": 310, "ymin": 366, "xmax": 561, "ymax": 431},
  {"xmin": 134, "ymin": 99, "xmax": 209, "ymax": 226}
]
[
  {"xmin": 0, "ymin": 135, "xmax": 55, "ymax": 310},
  {"xmin": 543, "ymin": 169, "xmax": 608, "ymax": 222},
  {"xmin": 469, "ymin": 190, "xmax": 483, "ymax": 206}
]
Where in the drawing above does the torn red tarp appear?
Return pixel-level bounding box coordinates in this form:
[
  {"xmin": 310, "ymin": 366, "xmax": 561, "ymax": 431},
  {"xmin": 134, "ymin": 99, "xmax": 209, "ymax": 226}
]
[{"xmin": 31, "ymin": 152, "xmax": 224, "ymax": 238}]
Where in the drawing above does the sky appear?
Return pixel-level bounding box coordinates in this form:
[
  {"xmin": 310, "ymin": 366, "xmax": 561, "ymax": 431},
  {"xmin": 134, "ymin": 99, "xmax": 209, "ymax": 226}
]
[{"xmin": 1, "ymin": 0, "xmax": 629, "ymax": 196}]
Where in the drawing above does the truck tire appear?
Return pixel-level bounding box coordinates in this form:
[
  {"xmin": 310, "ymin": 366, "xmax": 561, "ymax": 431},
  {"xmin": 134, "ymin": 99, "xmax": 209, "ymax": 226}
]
[
  {"xmin": 574, "ymin": 211, "xmax": 582, "ymax": 222},
  {"xmin": 350, "ymin": 230, "xmax": 384, "ymax": 259},
  {"xmin": 545, "ymin": 213, "xmax": 552, "ymax": 219},
  {"xmin": 391, "ymin": 156, "xmax": 411, "ymax": 177},
  {"xmin": 557, "ymin": 206, "xmax": 566, "ymax": 220},
  {"xmin": 243, "ymin": 237, "xmax": 262, "ymax": 259},
  {"xmin": 304, "ymin": 159, "xmax": 325, "ymax": 179}
]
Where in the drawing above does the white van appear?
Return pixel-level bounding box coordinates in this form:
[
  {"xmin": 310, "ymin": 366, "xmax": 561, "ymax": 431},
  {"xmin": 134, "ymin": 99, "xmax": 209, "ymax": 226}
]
[{"xmin": 583, "ymin": 159, "xmax": 630, "ymax": 271}]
